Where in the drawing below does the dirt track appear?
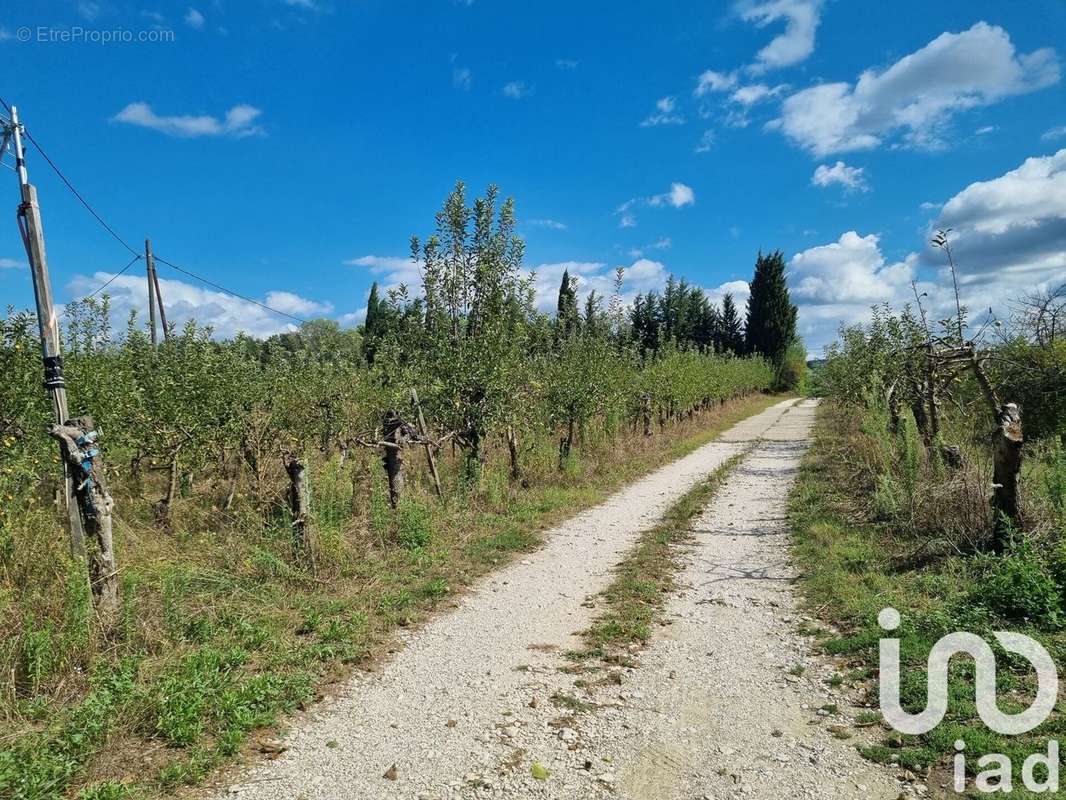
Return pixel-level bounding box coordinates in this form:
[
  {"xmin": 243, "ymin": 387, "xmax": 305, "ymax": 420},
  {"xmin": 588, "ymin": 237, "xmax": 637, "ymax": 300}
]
[{"xmin": 217, "ymin": 398, "xmax": 905, "ymax": 800}]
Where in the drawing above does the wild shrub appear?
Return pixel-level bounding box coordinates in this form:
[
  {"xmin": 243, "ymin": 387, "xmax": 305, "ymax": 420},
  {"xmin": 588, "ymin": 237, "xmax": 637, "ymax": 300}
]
[{"xmin": 970, "ymin": 542, "xmax": 1062, "ymax": 629}]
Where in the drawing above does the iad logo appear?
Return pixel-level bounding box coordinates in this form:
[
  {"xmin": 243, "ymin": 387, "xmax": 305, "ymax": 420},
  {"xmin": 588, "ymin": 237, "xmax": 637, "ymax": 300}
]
[{"xmin": 877, "ymin": 607, "xmax": 1060, "ymax": 794}]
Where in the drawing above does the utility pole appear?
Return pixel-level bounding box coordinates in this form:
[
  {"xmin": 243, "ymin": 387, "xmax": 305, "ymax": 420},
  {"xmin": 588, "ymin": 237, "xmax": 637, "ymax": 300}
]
[
  {"xmin": 146, "ymin": 238, "xmax": 158, "ymax": 345},
  {"xmin": 8, "ymin": 105, "xmax": 85, "ymax": 558},
  {"xmin": 6, "ymin": 105, "xmax": 120, "ymax": 630}
]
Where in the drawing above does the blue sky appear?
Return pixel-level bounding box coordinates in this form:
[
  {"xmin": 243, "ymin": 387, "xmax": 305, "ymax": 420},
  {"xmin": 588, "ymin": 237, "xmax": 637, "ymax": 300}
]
[{"xmin": 1, "ymin": 0, "xmax": 1065, "ymax": 353}]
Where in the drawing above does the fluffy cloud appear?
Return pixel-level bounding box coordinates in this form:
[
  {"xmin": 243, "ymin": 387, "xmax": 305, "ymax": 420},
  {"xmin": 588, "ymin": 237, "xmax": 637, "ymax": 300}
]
[
  {"xmin": 1043, "ymin": 126, "xmax": 1066, "ymax": 141},
  {"xmin": 641, "ymin": 96, "xmax": 684, "ymax": 127},
  {"xmin": 184, "ymin": 8, "xmax": 205, "ymax": 28},
  {"xmin": 811, "ymin": 160, "xmax": 869, "ymax": 192},
  {"xmin": 739, "ymin": 0, "xmax": 823, "ymax": 74},
  {"xmin": 785, "ymin": 232, "xmax": 923, "ymax": 354},
  {"xmin": 113, "ymin": 103, "xmax": 264, "ymax": 138},
  {"xmin": 65, "ymin": 273, "xmax": 331, "ymax": 338},
  {"xmin": 927, "ymin": 148, "xmax": 1066, "ymax": 307},
  {"xmin": 772, "ymin": 22, "xmax": 1059, "ymax": 156},
  {"xmin": 345, "ymin": 254, "xmax": 422, "ymax": 291}
]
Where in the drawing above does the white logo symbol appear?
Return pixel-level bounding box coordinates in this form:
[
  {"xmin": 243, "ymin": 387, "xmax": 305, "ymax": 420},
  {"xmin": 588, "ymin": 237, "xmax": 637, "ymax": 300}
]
[{"xmin": 878, "ymin": 607, "xmax": 1058, "ymax": 736}]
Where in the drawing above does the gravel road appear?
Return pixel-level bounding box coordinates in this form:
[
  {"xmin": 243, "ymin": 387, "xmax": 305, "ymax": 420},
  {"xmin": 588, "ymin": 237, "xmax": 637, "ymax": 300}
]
[{"xmin": 217, "ymin": 398, "xmax": 905, "ymax": 800}]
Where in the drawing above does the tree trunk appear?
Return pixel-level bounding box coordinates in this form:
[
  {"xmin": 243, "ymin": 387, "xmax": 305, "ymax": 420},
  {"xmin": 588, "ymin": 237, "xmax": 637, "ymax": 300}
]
[
  {"xmin": 286, "ymin": 455, "xmax": 311, "ymax": 556},
  {"xmin": 910, "ymin": 399, "xmax": 930, "ymax": 443},
  {"xmin": 991, "ymin": 402, "xmax": 1023, "ymax": 552},
  {"xmin": 382, "ymin": 410, "xmax": 405, "ymax": 509},
  {"xmin": 558, "ymin": 415, "xmax": 575, "ymax": 471},
  {"xmin": 49, "ymin": 416, "xmax": 119, "ymax": 634},
  {"xmin": 506, "ymin": 425, "xmax": 524, "ymax": 483},
  {"xmin": 642, "ymin": 394, "xmax": 653, "ymax": 437}
]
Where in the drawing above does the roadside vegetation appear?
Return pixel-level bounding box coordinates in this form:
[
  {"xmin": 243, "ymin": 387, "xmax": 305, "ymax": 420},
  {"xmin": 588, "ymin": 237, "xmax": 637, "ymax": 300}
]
[
  {"xmin": 792, "ymin": 276, "xmax": 1066, "ymax": 792},
  {"xmin": 0, "ymin": 182, "xmax": 804, "ymax": 799}
]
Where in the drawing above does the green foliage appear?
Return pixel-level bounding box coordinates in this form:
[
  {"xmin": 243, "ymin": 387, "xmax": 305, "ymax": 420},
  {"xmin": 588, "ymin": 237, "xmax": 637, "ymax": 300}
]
[
  {"xmin": 971, "ymin": 543, "xmax": 1063, "ymax": 629},
  {"xmin": 745, "ymin": 250, "xmax": 797, "ymax": 364}
]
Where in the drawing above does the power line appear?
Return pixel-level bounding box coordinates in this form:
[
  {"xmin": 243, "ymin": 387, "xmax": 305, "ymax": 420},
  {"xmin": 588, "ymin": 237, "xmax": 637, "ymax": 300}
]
[
  {"xmin": 58, "ymin": 254, "xmax": 144, "ymax": 318},
  {"xmin": 86, "ymin": 254, "xmax": 143, "ymax": 298},
  {"xmin": 1, "ymin": 94, "xmax": 140, "ymax": 257},
  {"xmin": 153, "ymin": 254, "xmax": 307, "ymax": 324},
  {"xmin": 1, "ymin": 95, "xmax": 307, "ymax": 327}
]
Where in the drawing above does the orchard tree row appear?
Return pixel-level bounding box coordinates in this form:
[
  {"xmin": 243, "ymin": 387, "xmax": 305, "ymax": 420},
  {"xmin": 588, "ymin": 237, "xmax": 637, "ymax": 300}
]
[{"xmin": 1, "ymin": 182, "xmax": 802, "ymax": 630}]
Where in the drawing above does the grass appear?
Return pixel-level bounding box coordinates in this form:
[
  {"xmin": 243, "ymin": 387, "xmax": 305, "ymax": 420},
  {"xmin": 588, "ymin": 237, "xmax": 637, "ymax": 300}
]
[
  {"xmin": 0, "ymin": 392, "xmax": 788, "ymax": 800},
  {"xmin": 790, "ymin": 401, "xmax": 1066, "ymax": 798},
  {"xmin": 577, "ymin": 447, "xmax": 752, "ymax": 658}
]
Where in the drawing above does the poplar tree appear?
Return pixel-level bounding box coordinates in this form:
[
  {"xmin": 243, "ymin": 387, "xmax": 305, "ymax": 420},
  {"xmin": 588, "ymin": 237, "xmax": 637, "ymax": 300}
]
[{"xmin": 745, "ymin": 250, "xmax": 796, "ymax": 364}]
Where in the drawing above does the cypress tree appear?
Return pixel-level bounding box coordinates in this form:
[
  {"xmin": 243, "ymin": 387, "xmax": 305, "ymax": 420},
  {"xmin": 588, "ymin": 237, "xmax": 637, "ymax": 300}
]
[
  {"xmin": 720, "ymin": 292, "xmax": 744, "ymax": 354},
  {"xmin": 362, "ymin": 281, "xmax": 383, "ymax": 365},
  {"xmin": 556, "ymin": 269, "xmax": 580, "ymax": 338},
  {"xmin": 744, "ymin": 250, "xmax": 797, "ymax": 363}
]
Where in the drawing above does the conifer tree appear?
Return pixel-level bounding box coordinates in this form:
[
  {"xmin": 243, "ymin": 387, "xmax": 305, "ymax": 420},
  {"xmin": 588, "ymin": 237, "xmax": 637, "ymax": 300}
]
[
  {"xmin": 362, "ymin": 281, "xmax": 384, "ymax": 365},
  {"xmin": 720, "ymin": 292, "xmax": 744, "ymax": 354},
  {"xmin": 556, "ymin": 269, "xmax": 580, "ymax": 339},
  {"xmin": 744, "ymin": 250, "xmax": 796, "ymax": 363}
]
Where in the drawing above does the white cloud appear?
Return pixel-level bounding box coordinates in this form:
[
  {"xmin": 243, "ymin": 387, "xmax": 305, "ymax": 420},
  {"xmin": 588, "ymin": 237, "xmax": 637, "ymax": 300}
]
[
  {"xmin": 628, "ymin": 237, "xmax": 672, "ymax": 259},
  {"xmin": 920, "ymin": 201, "xmax": 942, "ymax": 211},
  {"xmin": 739, "ymin": 0, "xmax": 823, "ymax": 74},
  {"xmin": 1043, "ymin": 125, "xmax": 1066, "ymax": 141},
  {"xmin": 730, "ymin": 83, "xmax": 785, "ymax": 106},
  {"xmin": 0, "ymin": 257, "xmax": 23, "ymax": 269},
  {"xmin": 452, "ymin": 66, "xmax": 472, "ymax": 90},
  {"xmin": 695, "ymin": 130, "xmax": 715, "ymax": 153},
  {"xmin": 344, "ymin": 254, "xmax": 422, "ymax": 291},
  {"xmin": 694, "ymin": 69, "xmax": 738, "ymax": 97},
  {"xmin": 616, "ymin": 183, "xmax": 695, "ymax": 227},
  {"xmin": 641, "ymin": 96, "xmax": 684, "ymax": 127},
  {"xmin": 772, "ymin": 22, "xmax": 1060, "ymax": 156},
  {"xmin": 975, "ymin": 125, "xmax": 996, "ymax": 135},
  {"xmin": 112, "ymin": 102, "xmax": 264, "ymax": 138},
  {"xmin": 811, "ymin": 160, "xmax": 869, "ymax": 192},
  {"xmin": 282, "ymin": 0, "xmax": 325, "ymax": 9},
  {"xmin": 502, "ymin": 81, "xmax": 531, "ymax": 99},
  {"xmin": 263, "ymin": 291, "xmax": 334, "ymax": 317},
  {"xmin": 527, "ymin": 219, "xmax": 567, "ymax": 230},
  {"xmin": 184, "ymin": 8, "xmax": 205, "ymax": 28},
  {"xmin": 705, "ymin": 278, "xmax": 751, "ymax": 307},
  {"xmin": 65, "ymin": 273, "xmax": 330, "ymax": 338},
  {"xmin": 925, "ymin": 149, "xmax": 1066, "ymax": 307},
  {"xmin": 528, "ymin": 259, "xmax": 671, "ymax": 312},
  {"xmin": 786, "ymin": 232, "xmax": 923, "ymax": 353},
  {"xmin": 794, "ymin": 146, "xmax": 1066, "ymax": 353},
  {"xmin": 649, "ymin": 182, "xmax": 695, "ymax": 208},
  {"xmin": 555, "ymin": 58, "xmax": 579, "ymax": 70}
]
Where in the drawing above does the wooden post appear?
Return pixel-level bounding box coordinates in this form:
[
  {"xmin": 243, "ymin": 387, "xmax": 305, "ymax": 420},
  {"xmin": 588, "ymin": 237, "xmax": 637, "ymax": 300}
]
[
  {"xmin": 991, "ymin": 403, "xmax": 1023, "ymax": 551},
  {"xmin": 151, "ymin": 258, "xmax": 169, "ymax": 341},
  {"xmin": 9, "ymin": 105, "xmax": 87, "ymax": 559},
  {"xmin": 382, "ymin": 410, "xmax": 405, "ymax": 509},
  {"xmin": 145, "ymin": 238, "xmax": 158, "ymax": 345},
  {"xmin": 48, "ymin": 416, "xmax": 119, "ymax": 632},
  {"xmin": 410, "ymin": 388, "xmax": 442, "ymax": 500}
]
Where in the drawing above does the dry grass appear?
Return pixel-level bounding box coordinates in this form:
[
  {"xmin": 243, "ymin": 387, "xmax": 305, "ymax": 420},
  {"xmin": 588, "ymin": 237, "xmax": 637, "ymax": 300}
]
[{"xmin": 0, "ymin": 392, "xmax": 787, "ymax": 800}]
